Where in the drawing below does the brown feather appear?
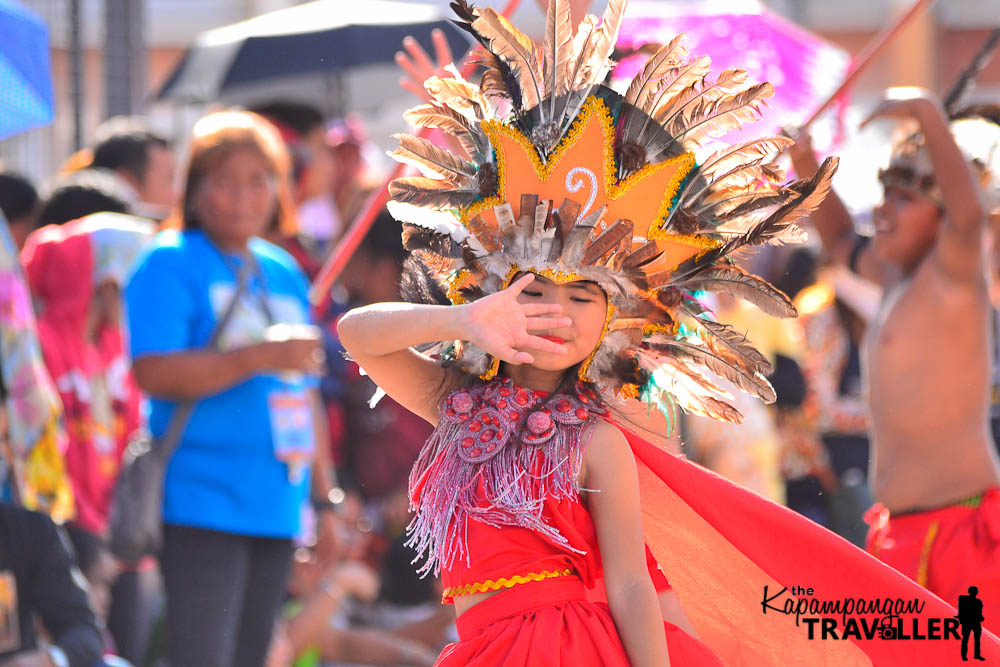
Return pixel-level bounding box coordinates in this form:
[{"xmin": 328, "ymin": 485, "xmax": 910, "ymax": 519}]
[
  {"xmin": 473, "ymin": 8, "xmax": 543, "ymax": 112},
  {"xmin": 403, "ymin": 104, "xmax": 488, "ymax": 161},
  {"xmin": 645, "ymin": 56, "xmax": 714, "ymax": 121},
  {"xmin": 479, "ymin": 62, "xmax": 509, "ymax": 101},
  {"xmin": 424, "ymin": 76, "xmax": 490, "ymax": 120},
  {"xmin": 680, "ymin": 265, "xmax": 797, "ymax": 318},
  {"xmin": 624, "ymin": 35, "xmax": 688, "ymax": 112},
  {"xmin": 695, "ymin": 317, "xmax": 773, "ymax": 375},
  {"xmin": 400, "ymin": 223, "xmax": 463, "ymax": 258},
  {"xmin": 682, "ymin": 161, "xmax": 786, "ymax": 210},
  {"xmin": 664, "ymin": 82, "xmax": 773, "ymax": 150},
  {"xmin": 697, "ymin": 136, "xmax": 794, "ymax": 181},
  {"xmin": 692, "ymin": 180, "xmax": 790, "ymax": 222},
  {"xmin": 389, "ymin": 176, "xmax": 476, "ymax": 209},
  {"xmin": 582, "ymin": 219, "xmax": 632, "ymax": 265},
  {"xmin": 590, "ymin": 0, "xmax": 628, "ymax": 75},
  {"xmin": 390, "ymin": 134, "xmax": 477, "ymax": 180},
  {"xmin": 519, "ymin": 193, "xmax": 539, "ymax": 219},
  {"xmin": 623, "ymin": 240, "xmax": 663, "ymax": 270},
  {"xmin": 722, "ymin": 156, "xmax": 837, "ymax": 250},
  {"xmin": 468, "ymin": 50, "xmax": 519, "ymax": 109},
  {"xmin": 623, "ymin": 56, "xmax": 711, "ymax": 156},
  {"xmin": 543, "ymin": 0, "xmax": 573, "ymax": 119},
  {"xmin": 561, "ymin": 14, "xmax": 598, "ymax": 95},
  {"xmin": 658, "ymin": 338, "xmax": 776, "ymax": 403},
  {"xmin": 466, "ymin": 213, "xmax": 502, "ymax": 253},
  {"xmin": 555, "ymin": 15, "xmax": 601, "ymax": 130},
  {"xmin": 655, "ymin": 67, "xmax": 749, "ymax": 127},
  {"xmin": 610, "ymin": 235, "xmax": 633, "ymax": 271},
  {"xmin": 644, "ymin": 354, "xmax": 745, "ymax": 423},
  {"xmin": 552, "ymin": 198, "xmax": 581, "ymax": 239},
  {"xmin": 698, "ymin": 397, "xmax": 745, "ymax": 423}
]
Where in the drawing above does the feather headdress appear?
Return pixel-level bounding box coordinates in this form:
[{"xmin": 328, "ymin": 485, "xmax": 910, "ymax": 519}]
[{"xmin": 388, "ymin": 0, "xmax": 839, "ymax": 423}]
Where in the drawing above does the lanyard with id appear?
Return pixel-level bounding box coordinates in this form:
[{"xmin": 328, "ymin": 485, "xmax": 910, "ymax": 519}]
[{"xmin": 221, "ymin": 250, "xmax": 317, "ymax": 483}]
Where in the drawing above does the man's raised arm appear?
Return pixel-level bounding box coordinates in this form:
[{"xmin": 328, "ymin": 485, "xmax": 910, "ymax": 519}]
[{"xmin": 787, "ymin": 131, "xmax": 887, "ymax": 285}]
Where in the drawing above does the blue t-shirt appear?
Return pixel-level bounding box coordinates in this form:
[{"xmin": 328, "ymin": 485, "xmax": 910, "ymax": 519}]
[{"xmin": 125, "ymin": 229, "xmax": 316, "ymax": 538}]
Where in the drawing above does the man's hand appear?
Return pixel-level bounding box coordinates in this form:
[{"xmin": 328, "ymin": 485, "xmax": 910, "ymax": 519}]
[
  {"xmin": 396, "ymin": 29, "xmax": 455, "ymax": 103},
  {"xmin": 860, "ymin": 87, "xmax": 942, "ymax": 130}
]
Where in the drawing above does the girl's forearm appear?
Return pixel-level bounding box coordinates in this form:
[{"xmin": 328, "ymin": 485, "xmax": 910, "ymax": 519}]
[
  {"xmin": 609, "ymin": 579, "xmax": 671, "ymax": 666},
  {"xmin": 337, "ymin": 302, "xmax": 468, "ymax": 358}
]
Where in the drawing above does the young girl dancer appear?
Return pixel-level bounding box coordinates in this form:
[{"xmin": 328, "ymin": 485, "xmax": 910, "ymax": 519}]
[{"xmin": 340, "ymin": 1, "xmax": 996, "ymax": 664}]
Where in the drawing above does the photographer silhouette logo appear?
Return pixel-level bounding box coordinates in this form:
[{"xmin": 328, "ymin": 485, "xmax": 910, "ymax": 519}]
[
  {"xmin": 760, "ymin": 583, "xmax": 980, "ymax": 650},
  {"xmin": 958, "ymin": 587, "xmax": 987, "ymax": 661}
]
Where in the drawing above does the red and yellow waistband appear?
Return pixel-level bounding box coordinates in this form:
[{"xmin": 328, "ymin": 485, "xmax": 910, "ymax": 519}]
[{"xmin": 442, "ymin": 567, "xmax": 577, "ymax": 603}]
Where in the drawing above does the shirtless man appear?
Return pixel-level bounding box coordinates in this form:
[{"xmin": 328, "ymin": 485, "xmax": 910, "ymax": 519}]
[{"xmin": 789, "ymin": 89, "xmax": 1000, "ymax": 621}]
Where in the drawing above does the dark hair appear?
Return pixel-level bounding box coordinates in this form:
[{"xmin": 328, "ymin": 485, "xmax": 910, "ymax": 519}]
[
  {"xmin": 773, "ymin": 247, "xmax": 818, "ymax": 302},
  {"xmin": 361, "ymin": 212, "xmax": 408, "ymax": 265},
  {"xmin": 91, "ymin": 117, "xmax": 169, "ymax": 184},
  {"xmin": 248, "ymin": 102, "xmax": 324, "ymax": 138},
  {"xmin": 171, "ymin": 110, "xmax": 296, "ymax": 237},
  {"xmin": 770, "ymin": 354, "xmax": 807, "ymax": 408},
  {"xmin": 0, "ymin": 171, "xmax": 39, "ymax": 222},
  {"xmin": 62, "ymin": 523, "xmax": 109, "ymax": 577},
  {"xmin": 249, "ymin": 102, "xmax": 326, "ymax": 188},
  {"xmin": 38, "ymin": 169, "xmax": 132, "ymax": 226}
]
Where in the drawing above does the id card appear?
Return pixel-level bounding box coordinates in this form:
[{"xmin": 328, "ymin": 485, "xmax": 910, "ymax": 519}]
[
  {"xmin": 0, "ymin": 571, "xmax": 20, "ymax": 653},
  {"xmin": 268, "ymin": 390, "xmax": 316, "ymax": 483}
]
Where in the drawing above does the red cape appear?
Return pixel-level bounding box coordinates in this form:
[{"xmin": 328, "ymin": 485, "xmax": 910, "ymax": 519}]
[{"xmin": 623, "ymin": 428, "xmax": 1000, "ymax": 666}]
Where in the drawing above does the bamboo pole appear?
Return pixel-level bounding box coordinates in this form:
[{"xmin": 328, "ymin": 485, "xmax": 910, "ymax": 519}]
[{"xmin": 798, "ymin": 0, "xmax": 936, "ymax": 132}]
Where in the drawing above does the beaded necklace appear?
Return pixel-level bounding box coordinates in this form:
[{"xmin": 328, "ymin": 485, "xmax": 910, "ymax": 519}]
[{"xmin": 406, "ymin": 377, "xmax": 607, "ymax": 576}]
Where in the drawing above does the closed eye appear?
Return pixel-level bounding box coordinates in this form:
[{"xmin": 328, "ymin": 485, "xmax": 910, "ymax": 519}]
[
  {"xmin": 570, "ymin": 297, "xmax": 593, "ymax": 303},
  {"xmin": 522, "ymin": 290, "xmax": 543, "ymax": 297}
]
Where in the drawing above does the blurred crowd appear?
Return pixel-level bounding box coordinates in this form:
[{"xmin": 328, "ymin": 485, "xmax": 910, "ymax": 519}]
[{"xmin": 1, "ymin": 63, "xmax": 999, "ymax": 667}]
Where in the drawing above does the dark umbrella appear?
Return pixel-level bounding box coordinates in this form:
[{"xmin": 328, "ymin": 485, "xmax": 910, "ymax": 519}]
[{"xmin": 156, "ymin": 0, "xmax": 471, "ymax": 115}]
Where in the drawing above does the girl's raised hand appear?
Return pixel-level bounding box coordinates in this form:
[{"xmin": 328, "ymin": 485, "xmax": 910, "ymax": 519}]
[
  {"xmin": 396, "ymin": 29, "xmax": 454, "ymax": 103},
  {"xmin": 461, "ymin": 274, "xmax": 570, "ymax": 365}
]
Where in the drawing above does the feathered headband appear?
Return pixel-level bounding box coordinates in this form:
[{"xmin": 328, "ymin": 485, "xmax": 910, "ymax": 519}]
[
  {"xmin": 388, "ymin": 0, "xmax": 838, "ymax": 423},
  {"xmin": 879, "ymin": 106, "xmax": 1000, "ymax": 214}
]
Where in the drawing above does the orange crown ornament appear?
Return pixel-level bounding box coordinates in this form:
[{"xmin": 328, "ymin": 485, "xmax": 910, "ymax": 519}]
[{"xmin": 389, "ymin": 0, "xmax": 839, "ymax": 423}]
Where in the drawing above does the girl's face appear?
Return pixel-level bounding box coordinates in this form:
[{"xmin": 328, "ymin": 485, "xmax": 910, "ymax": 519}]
[
  {"xmin": 516, "ymin": 272, "xmax": 609, "ymax": 371},
  {"xmin": 194, "ymin": 147, "xmax": 278, "ymax": 247}
]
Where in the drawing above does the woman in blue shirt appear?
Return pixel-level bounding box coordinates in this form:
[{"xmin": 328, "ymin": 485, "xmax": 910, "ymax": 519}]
[{"xmin": 125, "ymin": 111, "xmax": 336, "ymax": 667}]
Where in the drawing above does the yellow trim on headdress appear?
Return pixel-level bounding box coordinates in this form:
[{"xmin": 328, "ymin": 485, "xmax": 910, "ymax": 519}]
[
  {"xmin": 578, "ymin": 303, "xmax": 617, "ymax": 381},
  {"xmin": 642, "ymin": 322, "xmax": 680, "ymax": 338},
  {"xmin": 446, "ymin": 269, "xmax": 474, "ymax": 305},
  {"xmin": 618, "ymin": 383, "xmax": 641, "ymax": 400}
]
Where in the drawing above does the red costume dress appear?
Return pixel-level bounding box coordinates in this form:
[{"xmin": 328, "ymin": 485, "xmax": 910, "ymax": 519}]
[
  {"xmin": 408, "ymin": 379, "xmax": 1000, "ymax": 666},
  {"xmin": 409, "ymin": 379, "xmax": 719, "ymax": 665},
  {"xmin": 865, "ymin": 489, "xmax": 1000, "ymax": 631}
]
